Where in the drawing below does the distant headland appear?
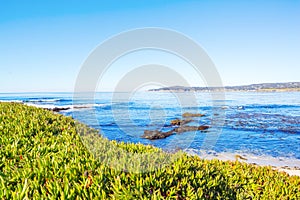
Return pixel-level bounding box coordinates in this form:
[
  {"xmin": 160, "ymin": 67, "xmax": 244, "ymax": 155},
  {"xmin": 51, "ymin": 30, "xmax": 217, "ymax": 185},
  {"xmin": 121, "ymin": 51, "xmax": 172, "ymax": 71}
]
[{"xmin": 149, "ymin": 82, "xmax": 300, "ymax": 92}]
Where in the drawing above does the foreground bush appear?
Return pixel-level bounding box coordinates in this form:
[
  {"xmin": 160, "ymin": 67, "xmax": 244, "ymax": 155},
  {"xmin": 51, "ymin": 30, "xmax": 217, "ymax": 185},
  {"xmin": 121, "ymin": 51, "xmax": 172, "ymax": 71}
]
[{"xmin": 0, "ymin": 102, "xmax": 299, "ymax": 199}]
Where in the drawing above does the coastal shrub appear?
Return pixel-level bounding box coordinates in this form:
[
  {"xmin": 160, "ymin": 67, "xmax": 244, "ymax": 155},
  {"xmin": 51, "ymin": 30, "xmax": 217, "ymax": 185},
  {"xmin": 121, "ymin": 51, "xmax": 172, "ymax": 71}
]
[{"xmin": 0, "ymin": 102, "xmax": 299, "ymax": 199}]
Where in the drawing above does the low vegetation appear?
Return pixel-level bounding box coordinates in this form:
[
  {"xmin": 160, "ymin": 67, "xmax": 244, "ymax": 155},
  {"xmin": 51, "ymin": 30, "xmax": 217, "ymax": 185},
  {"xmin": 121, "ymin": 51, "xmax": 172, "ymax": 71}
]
[{"xmin": 0, "ymin": 102, "xmax": 299, "ymax": 199}]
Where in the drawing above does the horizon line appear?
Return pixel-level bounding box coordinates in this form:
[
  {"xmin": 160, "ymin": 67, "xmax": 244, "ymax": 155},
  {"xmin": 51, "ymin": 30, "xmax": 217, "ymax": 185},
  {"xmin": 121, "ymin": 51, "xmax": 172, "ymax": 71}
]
[{"xmin": 0, "ymin": 81, "xmax": 299, "ymax": 94}]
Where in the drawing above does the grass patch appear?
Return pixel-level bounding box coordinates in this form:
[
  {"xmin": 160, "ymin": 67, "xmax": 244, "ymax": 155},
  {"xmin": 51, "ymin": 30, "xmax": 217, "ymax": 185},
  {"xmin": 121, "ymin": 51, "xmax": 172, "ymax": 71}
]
[{"xmin": 0, "ymin": 102, "xmax": 299, "ymax": 199}]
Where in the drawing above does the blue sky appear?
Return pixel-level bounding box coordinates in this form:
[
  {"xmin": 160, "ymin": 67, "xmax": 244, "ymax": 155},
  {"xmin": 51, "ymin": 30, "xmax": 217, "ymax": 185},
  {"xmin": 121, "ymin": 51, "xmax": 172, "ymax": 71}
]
[{"xmin": 0, "ymin": 0, "xmax": 299, "ymax": 92}]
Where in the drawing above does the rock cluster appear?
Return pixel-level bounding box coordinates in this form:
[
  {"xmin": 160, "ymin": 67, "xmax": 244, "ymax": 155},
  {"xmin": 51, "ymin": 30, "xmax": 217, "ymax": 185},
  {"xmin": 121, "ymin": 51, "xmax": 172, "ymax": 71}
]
[
  {"xmin": 142, "ymin": 112, "xmax": 209, "ymax": 140},
  {"xmin": 182, "ymin": 112, "xmax": 205, "ymax": 117},
  {"xmin": 49, "ymin": 107, "xmax": 70, "ymax": 112}
]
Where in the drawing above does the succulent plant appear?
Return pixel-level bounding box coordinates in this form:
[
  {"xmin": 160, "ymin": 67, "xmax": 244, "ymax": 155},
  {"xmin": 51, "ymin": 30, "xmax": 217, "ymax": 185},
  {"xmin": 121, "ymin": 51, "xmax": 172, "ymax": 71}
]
[{"xmin": 0, "ymin": 102, "xmax": 299, "ymax": 199}]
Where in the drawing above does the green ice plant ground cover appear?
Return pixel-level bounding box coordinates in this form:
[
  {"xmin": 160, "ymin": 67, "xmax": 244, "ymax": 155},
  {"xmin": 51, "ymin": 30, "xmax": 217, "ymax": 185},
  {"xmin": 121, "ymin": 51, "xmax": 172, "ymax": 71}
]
[{"xmin": 0, "ymin": 102, "xmax": 299, "ymax": 199}]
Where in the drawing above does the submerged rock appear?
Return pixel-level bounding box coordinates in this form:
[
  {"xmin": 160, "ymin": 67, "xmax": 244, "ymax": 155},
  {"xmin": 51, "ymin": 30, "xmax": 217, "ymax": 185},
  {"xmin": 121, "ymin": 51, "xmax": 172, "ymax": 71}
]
[
  {"xmin": 143, "ymin": 113, "xmax": 209, "ymax": 140},
  {"xmin": 174, "ymin": 125, "xmax": 209, "ymax": 133},
  {"xmin": 142, "ymin": 125, "xmax": 209, "ymax": 140},
  {"xmin": 141, "ymin": 130, "xmax": 174, "ymax": 140},
  {"xmin": 198, "ymin": 125, "xmax": 210, "ymax": 130},
  {"xmin": 47, "ymin": 105, "xmax": 89, "ymax": 112},
  {"xmin": 50, "ymin": 107, "xmax": 70, "ymax": 112},
  {"xmin": 170, "ymin": 118, "xmax": 193, "ymax": 126},
  {"xmin": 182, "ymin": 112, "xmax": 205, "ymax": 118}
]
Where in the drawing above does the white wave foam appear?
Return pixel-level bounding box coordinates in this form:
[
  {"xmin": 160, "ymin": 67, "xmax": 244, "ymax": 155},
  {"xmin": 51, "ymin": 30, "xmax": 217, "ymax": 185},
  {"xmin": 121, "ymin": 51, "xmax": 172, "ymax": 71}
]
[
  {"xmin": 24, "ymin": 103, "xmax": 108, "ymax": 111},
  {"xmin": 27, "ymin": 98, "xmax": 61, "ymax": 102},
  {"xmin": 0, "ymin": 100, "xmax": 23, "ymax": 103},
  {"xmin": 24, "ymin": 103, "xmax": 66, "ymax": 109}
]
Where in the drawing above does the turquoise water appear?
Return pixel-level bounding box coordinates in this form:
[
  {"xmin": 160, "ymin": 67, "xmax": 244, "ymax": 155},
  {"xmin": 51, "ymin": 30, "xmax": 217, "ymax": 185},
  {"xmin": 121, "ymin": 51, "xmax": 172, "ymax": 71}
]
[{"xmin": 1, "ymin": 92, "xmax": 300, "ymax": 160}]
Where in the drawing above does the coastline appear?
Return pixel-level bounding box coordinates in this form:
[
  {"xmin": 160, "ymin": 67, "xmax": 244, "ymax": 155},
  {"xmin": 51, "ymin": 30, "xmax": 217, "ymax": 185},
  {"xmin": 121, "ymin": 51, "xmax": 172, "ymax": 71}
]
[
  {"xmin": 1, "ymin": 101, "xmax": 300, "ymax": 198},
  {"xmin": 23, "ymin": 102, "xmax": 300, "ymax": 176},
  {"xmin": 148, "ymin": 82, "xmax": 300, "ymax": 93},
  {"xmin": 186, "ymin": 150, "xmax": 300, "ymax": 177},
  {"xmin": 148, "ymin": 89, "xmax": 300, "ymax": 93}
]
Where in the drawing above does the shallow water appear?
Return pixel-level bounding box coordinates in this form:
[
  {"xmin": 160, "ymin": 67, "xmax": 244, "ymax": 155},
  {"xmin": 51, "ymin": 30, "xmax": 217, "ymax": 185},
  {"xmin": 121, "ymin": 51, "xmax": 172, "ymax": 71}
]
[{"xmin": 1, "ymin": 92, "xmax": 300, "ymax": 162}]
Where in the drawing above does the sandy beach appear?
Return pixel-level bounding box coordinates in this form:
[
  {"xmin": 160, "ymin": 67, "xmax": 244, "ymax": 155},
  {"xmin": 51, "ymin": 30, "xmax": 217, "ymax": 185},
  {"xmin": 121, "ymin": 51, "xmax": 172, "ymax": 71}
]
[{"xmin": 186, "ymin": 150, "xmax": 300, "ymax": 177}]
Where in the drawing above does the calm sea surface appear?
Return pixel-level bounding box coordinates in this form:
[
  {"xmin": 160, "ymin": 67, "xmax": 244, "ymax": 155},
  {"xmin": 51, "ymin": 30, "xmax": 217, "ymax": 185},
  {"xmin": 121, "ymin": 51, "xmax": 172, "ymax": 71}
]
[{"xmin": 1, "ymin": 92, "xmax": 300, "ymax": 161}]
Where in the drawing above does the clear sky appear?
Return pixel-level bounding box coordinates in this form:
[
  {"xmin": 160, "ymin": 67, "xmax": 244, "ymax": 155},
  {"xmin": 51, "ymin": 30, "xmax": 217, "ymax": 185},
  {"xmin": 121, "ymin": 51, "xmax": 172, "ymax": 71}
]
[{"xmin": 0, "ymin": 0, "xmax": 299, "ymax": 92}]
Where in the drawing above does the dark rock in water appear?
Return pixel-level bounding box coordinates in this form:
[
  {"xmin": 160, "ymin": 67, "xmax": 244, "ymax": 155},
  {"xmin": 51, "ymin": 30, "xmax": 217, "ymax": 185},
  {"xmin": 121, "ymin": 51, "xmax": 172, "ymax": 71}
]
[
  {"xmin": 170, "ymin": 119, "xmax": 181, "ymax": 126},
  {"xmin": 141, "ymin": 129, "xmax": 175, "ymax": 140},
  {"xmin": 49, "ymin": 107, "xmax": 70, "ymax": 112},
  {"xmin": 142, "ymin": 114, "xmax": 209, "ymax": 140},
  {"xmin": 198, "ymin": 125, "xmax": 210, "ymax": 131},
  {"xmin": 142, "ymin": 125, "xmax": 210, "ymax": 140},
  {"xmin": 170, "ymin": 118, "xmax": 193, "ymax": 126},
  {"xmin": 174, "ymin": 125, "xmax": 209, "ymax": 133},
  {"xmin": 182, "ymin": 112, "xmax": 205, "ymax": 118}
]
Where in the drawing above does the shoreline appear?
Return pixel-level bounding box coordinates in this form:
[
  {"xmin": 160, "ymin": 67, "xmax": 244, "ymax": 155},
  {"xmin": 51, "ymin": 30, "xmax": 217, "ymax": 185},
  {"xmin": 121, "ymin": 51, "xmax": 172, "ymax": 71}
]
[
  {"xmin": 148, "ymin": 89, "xmax": 300, "ymax": 93},
  {"xmin": 1, "ymin": 101, "xmax": 300, "ymax": 198},
  {"xmin": 148, "ymin": 82, "xmax": 300, "ymax": 93},
  {"xmin": 11, "ymin": 102, "xmax": 300, "ymax": 176},
  {"xmin": 186, "ymin": 150, "xmax": 300, "ymax": 176}
]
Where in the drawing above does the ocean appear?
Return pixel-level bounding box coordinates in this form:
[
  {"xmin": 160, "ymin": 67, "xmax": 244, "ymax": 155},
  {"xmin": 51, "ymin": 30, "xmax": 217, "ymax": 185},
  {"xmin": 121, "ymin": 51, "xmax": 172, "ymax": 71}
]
[{"xmin": 1, "ymin": 91, "xmax": 300, "ymax": 167}]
